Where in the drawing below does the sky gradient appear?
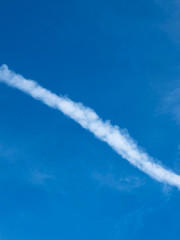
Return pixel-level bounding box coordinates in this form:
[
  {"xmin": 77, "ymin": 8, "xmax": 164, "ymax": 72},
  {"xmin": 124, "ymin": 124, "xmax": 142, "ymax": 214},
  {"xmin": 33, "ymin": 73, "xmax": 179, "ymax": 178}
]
[{"xmin": 0, "ymin": 0, "xmax": 180, "ymax": 240}]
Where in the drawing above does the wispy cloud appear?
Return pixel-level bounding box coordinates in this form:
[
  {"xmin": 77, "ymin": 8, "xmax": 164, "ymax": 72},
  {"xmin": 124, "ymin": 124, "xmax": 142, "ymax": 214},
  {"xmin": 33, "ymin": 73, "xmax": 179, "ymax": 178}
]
[
  {"xmin": 161, "ymin": 84, "xmax": 180, "ymax": 124},
  {"xmin": 92, "ymin": 172, "xmax": 144, "ymax": 191},
  {"xmin": 0, "ymin": 144, "xmax": 20, "ymax": 163},
  {"xmin": 29, "ymin": 168, "xmax": 54, "ymax": 186},
  {"xmin": 0, "ymin": 64, "xmax": 180, "ymax": 189},
  {"xmin": 154, "ymin": 0, "xmax": 180, "ymax": 43}
]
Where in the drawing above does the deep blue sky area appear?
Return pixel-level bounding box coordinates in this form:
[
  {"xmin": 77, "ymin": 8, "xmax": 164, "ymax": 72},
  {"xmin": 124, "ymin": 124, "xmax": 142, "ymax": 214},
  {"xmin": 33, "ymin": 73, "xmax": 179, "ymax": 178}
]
[{"xmin": 0, "ymin": 0, "xmax": 180, "ymax": 239}]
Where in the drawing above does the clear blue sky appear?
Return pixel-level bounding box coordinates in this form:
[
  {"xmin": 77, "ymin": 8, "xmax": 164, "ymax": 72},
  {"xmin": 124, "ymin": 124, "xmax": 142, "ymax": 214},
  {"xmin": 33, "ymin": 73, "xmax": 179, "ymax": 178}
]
[{"xmin": 0, "ymin": 0, "xmax": 180, "ymax": 239}]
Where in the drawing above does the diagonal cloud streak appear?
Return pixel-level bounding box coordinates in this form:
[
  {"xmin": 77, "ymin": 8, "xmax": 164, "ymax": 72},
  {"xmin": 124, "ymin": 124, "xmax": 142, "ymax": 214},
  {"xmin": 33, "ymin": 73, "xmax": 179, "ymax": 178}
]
[{"xmin": 0, "ymin": 64, "xmax": 180, "ymax": 189}]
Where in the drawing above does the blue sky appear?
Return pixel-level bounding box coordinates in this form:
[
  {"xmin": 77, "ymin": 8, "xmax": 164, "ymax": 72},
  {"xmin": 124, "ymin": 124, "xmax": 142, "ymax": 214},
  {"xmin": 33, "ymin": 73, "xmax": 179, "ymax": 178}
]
[{"xmin": 0, "ymin": 0, "xmax": 180, "ymax": 239}]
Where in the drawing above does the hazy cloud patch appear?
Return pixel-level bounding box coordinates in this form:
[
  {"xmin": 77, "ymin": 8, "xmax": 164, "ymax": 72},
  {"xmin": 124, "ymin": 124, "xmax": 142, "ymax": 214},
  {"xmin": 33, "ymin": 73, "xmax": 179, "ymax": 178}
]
[{"xmin": 92, "ymin": 171, "xmax": 144, "ymax": 191}]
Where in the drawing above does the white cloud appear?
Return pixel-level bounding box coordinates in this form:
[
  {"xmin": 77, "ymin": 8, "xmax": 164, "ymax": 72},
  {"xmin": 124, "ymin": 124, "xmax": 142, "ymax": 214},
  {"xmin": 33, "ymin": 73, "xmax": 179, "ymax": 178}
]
[
  {"xmin": 29, "ymin": 168, "xmax": 53, "ymax": 186},
  {"xmin": 92, "ymin": 171, "xmax": 144, "ymax": 191},
  {"xmin": 0, "ymin": 144, "xmax": 20, "ymax": 162},
  {"xmin": 0, "ymin": 64, "xmax": 180, "ymax": 189},
  {"xmin": 154, "ymin": 0, "xmax": 180, "ymax": 43},
  {"xmin": 162, "ymin": 85, "xmax": 180, "ymax": 124}
]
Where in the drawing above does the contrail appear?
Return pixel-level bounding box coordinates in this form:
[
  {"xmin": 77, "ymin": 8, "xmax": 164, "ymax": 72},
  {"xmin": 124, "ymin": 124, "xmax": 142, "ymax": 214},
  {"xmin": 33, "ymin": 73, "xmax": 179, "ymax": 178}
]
[{"xmin": 0, "ymin": 64, "xmax": 180, "ymax": 189}]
